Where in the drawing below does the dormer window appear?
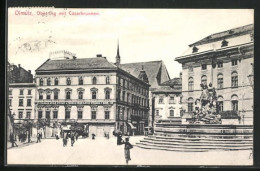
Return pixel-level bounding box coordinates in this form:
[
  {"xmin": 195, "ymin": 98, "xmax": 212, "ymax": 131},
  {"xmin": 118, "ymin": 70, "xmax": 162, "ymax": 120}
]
[
  {"xmin": 201, "ymin": 64, "xmax": 207, "ymax": 70},
  {"xmin": 221, "ymin": 39, "xmax": 228, "ymax": 47},
  {"xmin": 229, "ymin": 30, "xmax": 234, "ymax": 34},
  {"xmin": 192, "ymin": 46, "xmax": 198, "ymax": 53}
]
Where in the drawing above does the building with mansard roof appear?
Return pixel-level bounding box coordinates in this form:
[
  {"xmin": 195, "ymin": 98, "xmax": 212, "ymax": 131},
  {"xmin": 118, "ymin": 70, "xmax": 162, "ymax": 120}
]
[
  {"xmin": 175, "ymin": 24, "xmax": 254, "ymax": 125},
  {"xmin": 35, "ymin": 47, "xmax": 150, "ymax": 137}
]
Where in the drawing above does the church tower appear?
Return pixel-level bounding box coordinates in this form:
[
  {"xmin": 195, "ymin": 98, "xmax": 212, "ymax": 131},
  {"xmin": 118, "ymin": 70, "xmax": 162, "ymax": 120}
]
[{"xmin": 115, "ymin": 41, "xmax": 121, "ymax": 66}]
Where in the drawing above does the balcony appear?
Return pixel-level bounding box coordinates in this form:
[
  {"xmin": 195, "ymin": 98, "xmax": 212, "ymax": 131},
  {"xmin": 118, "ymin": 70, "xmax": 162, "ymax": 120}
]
[{"xmin": 35, "ymin": 99, "xmax": 116, "ymax": 105}]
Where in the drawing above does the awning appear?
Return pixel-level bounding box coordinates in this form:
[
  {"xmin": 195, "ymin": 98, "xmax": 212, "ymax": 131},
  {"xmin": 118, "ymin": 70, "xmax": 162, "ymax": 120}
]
[{"xmin": 127, "ymin": 123, "xmax": 136, "ymax": 129}]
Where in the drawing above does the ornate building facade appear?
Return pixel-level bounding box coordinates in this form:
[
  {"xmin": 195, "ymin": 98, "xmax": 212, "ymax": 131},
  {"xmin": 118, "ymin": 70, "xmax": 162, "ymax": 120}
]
[
  {"xmin": 175, "ymin": 24, "xmax": 254, "ymax": 125},
  {"xmin": 35, "ymin": 49, "xmax": 150, "ymax": 136}
]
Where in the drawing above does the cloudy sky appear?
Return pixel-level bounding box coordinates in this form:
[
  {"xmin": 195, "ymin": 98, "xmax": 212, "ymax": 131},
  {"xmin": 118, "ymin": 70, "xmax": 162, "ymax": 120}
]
[{"xmin": 8, "ymin": 8, "xmax": 253, "ymax": 78}]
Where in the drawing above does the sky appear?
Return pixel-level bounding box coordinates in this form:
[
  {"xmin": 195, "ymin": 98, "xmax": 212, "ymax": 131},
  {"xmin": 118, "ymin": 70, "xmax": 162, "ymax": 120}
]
[{"xmin": 8, "ymin": 8, "xmax": 253, "ymax": 78}]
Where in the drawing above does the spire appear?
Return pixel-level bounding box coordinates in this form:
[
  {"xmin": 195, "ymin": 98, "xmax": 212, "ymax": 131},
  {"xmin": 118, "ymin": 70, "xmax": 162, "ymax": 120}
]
[{"xmin": 116, "ymin": 40, "xmax": 121, "ymax": 66}]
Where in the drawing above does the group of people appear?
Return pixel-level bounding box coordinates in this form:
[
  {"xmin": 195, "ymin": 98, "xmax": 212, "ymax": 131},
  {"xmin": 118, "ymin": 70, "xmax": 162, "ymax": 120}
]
[{"xmin": 63, "ymin": 132, "xmax": 77, "ymax": 147}]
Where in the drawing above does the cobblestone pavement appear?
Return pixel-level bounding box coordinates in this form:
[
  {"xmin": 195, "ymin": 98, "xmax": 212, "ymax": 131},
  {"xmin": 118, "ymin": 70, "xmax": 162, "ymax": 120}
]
[{"xmin": 7, "ymin": 136, "xmax": 253, "ymax": 166}]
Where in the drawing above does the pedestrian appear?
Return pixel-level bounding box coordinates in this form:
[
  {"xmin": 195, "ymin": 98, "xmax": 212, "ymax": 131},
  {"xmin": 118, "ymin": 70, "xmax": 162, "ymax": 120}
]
[
  {"xmin": 63, "ymin": 137, "xmax": 67, "ymax": 147},
  {"xmin": 124, "ymin": 137, "xmax": 133, "ymax": 165},
  {"xmin": 36, "ymin": 133, "xmax": 41, "ymax": 143},
  {"xmin": 107, "ymin": 133, "xmax": 109, "ymax": 139},
  {"xmin": 55, "ymin": 134, "xmax": 59, "ymax": 140},
  {"xmin": 117, "ymin": 133, "xmax": 123, "ymax": 145},
  {"xmin": 92, "ymin": 133, "xmax": 96, "ymax": 140},
  {"xmin": 18, "ymin": 134, "xmax": 21, "ymax": 142},
  {"xmin": 71, "ymin": 134, "xmax": 75, "ymax": 147},
  {"xmin": 10, "ymin": 133, "xmax": 18, "ymax": 147},
  {"xmin": 76, "ymin": 133, "xmax": 79, "ymax": 141}
]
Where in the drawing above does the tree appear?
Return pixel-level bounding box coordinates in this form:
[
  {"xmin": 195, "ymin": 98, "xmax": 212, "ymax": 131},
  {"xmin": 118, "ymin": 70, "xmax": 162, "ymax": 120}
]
[{"xmin": 22, "ymin": 119, "xmax": 35, "ymax": 143}]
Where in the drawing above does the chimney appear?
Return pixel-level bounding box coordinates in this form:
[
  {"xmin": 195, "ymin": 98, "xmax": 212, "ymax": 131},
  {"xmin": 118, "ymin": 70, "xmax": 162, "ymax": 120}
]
[
  {"xmin": 180, "ymin": 72, "xmax": 182, "ymax": 78},
  {"xmin": 96, "ymin": 54, "xmax": 102, "ymax": 57},
  {"xmin": 73, "ymin": 56, "xmax": 77, "ymax": 59},
  {"xmin": 28, "ymin": 70, "xmax": 31, "ymax": 74},
  {"xmin": 18, "ymin": 64, "xmax": 21, "ymax": 68}
]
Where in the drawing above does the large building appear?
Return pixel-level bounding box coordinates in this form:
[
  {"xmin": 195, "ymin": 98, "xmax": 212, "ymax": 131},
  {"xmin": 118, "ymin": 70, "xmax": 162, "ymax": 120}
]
[
  {"xmin": 152, "ymin": 76, "xmax": 182, "ymax": 125},
  {"xmin": 120, "ymin": 60, "xmax": 171, "ymax": 127},
  {"xmin": 8, "ymin": 63, "xmax": 33, "ymax": 83},
  {"xmin": 175, "ymin": 24, "xmax": 254, "ymax": 125},
  {"xmin": 34, "ymin": 49, "xmax": 150, "ymax": 137}
]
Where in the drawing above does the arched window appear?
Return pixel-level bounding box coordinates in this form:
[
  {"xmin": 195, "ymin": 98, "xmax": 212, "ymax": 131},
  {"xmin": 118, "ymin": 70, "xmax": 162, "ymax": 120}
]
[
  {"xmin": 105, "ymin": 90, "xmax": 110, "ymax": 99},
  {"xmin": 188, "ymin": 97, "xmax": 194, "ymax": 112},
  {"xmin": 39, "ymin": 78, "xmax": 43, "ymax": 86},
  {"xmin": 66, "ymin": 91, "xmax": 71, "ymax": 99},
  {"xmin": 78, "ymin": 91, "xmax": 83, "ymax": 99},
  {"xmin": 54, "ymin": 78, "xmax": 59, "ymax": 85},
  {"xmin": 47, "ymin": 78, "xmax": 51, "ymax": 86},
  {"xmin": 188, "ymin": 77, "xmax": 194, "ymax": 91},
  {"xmin": 54, "ymin": 91, "xmax": 59, "ymax": 100},
  {"xmin": 231, "ymin": 95, "xmax": 238, "ymax": 111},
  {"xmin": 217, "ymin": 74, "xmax": 223, "ymax": 89},
  {"xmin": 67, "ymin": 78, "xmax": 71, "ymax": 85},
  {"xmin": 217, "ymin": 96, "xmax": 224, "ymax": 112},
  {"xmin": 106, "ymin": 76, "xmax": 110, "ymax": 84},
  {"xmin": 79, "ymin": 77, "xmax": 83, "ymax": 85},
  {"xmin": 39, "ymin": 92, "xmax": 43, "ymax": 100},
  {"xmin": 170, "ymin": 110, "xmax": 174, "ymax": 116},
  {"xmin": 93, "ymin": 77, "xmax": 97, "ymax": 85},
  {"xmin": 231, "ymin": 71, "xmax": 238, "ymax": 87},
  {"xmin": 92, "ymin": 91, "xmax": 96, "ymax": 99},
  {"xmin": 201, "ymin": 75, "xmax": 207, "ymax": 86}
]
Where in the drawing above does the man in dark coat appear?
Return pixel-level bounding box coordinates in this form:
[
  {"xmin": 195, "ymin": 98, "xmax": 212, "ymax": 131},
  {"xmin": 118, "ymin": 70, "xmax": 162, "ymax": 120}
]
[
  {"xmin": 10, "ymin": 133, "xmax": 18, "ymax": 147},
  {"xmin": 124, "ymin": 137, "xmax": 133, "ymax": 164},
  {"xmin": 117, "ymin": 133, "xmax": 123, "ymax": 145},
  {"xmin": 36, "ymin": 133, "xmax": 41, "ymax": 143},
  {"xmin": 71, "ymin": 134, "xmax": 75, "ymax": 147}
]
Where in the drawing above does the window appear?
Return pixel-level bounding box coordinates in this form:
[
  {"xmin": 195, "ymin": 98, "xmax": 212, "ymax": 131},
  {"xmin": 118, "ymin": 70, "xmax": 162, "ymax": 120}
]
[
  {"xmin": 66, "ymin": 91, "xmax": 71, "ymax": 99},
  {"xmin": 122, "ymin": 91, "xmax": 125, "ymax": 101},
  {"xmin": 105, "ymin": 91, "xmax": 110, "ymax": 99},
  {"xmin": 39, "ymin": 78, "xmax": 43, "ymax": 86},
  {"xmin": 26, "ymin": 112, "xmax": 31, "ymax": 119},
  {"xmin": 19, "ymin": 111, "xmax": 23, "ymax": 119},
  {"xmin": 117, "ymin": 107, "xmax": 120, "ymax": 120},
  {"xmin": 231, "ymin": 72, "xmax": 238, "ymax": 87},
  {"xmin": 47, "ymin": 78, "xmax": 51, "ymax": 86},
  {"xmin": 65, "ymin": 111, "xmax": 70, "ymax": 119},
  {"xmin": 105, "ymin": 111, "xmax": 110, "ymax": 119},
  {"xmin": 217, "ymin": 74, "xmax": 224, "ymax": 89},
  {"xmin": 27, "ymin": 99, "xmax": 31, "ymax": 106},
  {"xmin": 202, "ymin": 64, "xmax": 207, "ymax": 70},
  {"xmin": 79, "ymin": 77, "xmax": 83, "ymax": 85},
  {"xmin": 201, "ymin": 75, "xmax": 207, "ymax": 86},
  {"xmin": 28, "ymin": 90, "xmax": 31, "ymax": 95},
  {"xmin": 91, "ymin": 111, "xmax": 96, "ymax": 119},
  {"xmin": 19, "ymin": 99, "xmax": 23, "ymax": 106},
  {"xmin": 156, "ymin": 110, "xmax": 159, "ymax": 116},
  {"xmin": 78, "ymin": 91, "xmax": 83, "ymax": 99},
  {"xmin": 54, "ymin": 91, "xmax": 58, "ymax": 99},
  {"xmin": 217, "ymin": 61, "xmax": 223, "ymax": 68},
  {"xmin": 232, "ymin": 59, "xmax": 238, "ymax": 66},
  {"xmin": 38, "ymin": 111, "xmax": 42, "ymax": 119},
  {"xmin": 188, "ymin": 98, "xmax": 193, "ymax": 112},
  {"xmin": 66, "ymin": 78, "xmax": 71, "ymax": 85},
  {"xmin": 169, "ymin": 96, "xmax": 174, "ymax": 104},
  {"xmin": 123, "ymin": 79, "xmax": 125, "ymax": 88},
  {"xmin": 231, "ymin": 95, "xmax": 238, "ymax": 111},
  {"xmin": 46, "ymin": 94, "xmax": 51, "ymax": 99},
  {"xmin": 78, "ymin": 111, "xmax": 83, "ymax": 119},
  {"xmin": 9, "ymin": 90, "xmax": 12, "ymax": 95},
  {"xmin": 221, "ymin": 39, "xmax": 228, "ymax": 47},
  {"xmin": 106, "ymin": 76, "xmax": 110, "ymax": 84},
  {"xmin": 159, "ymin": 96, "xmax": 164, "ymax": 104},
  {"xmin": 217, "ymin": 96, "xmax": 224, "ymax": 112},
  {"xmin": 127, "ymin": 93, "xmax": 130, "ymax": 103},
  {"xmin": 118, "ymin": 90, "xmax": 121, "ymax": 100},
  {"xmin": 53, "ymin": 111, "xmax": 58, "ymax": 119},
  {"xmin": 39, "ymin": 92, "xmax": 43, "ymax": 100},
  {"xmin": 188, "ymin": 77, "xmax": 194, "ymax": 91},
  {"xmin": 9, "ymin": 99, "xmax": 12, "ymax": 106},
  {"xmin": 170, "ymin": 110, "xmax": 174, "ymax": 116},
  {"xmin": 192, "ymin": 46, "xmax": 198, "ymax": 53},
  {"xmin": 54, "ymin": 78, "xmax": 59, "ymax": 85},
  {"xmin": 46, "ymin": 111, "xmax": 50, "ymax": 119},
  {"xmin": 92, "ymin": 91, "xmax": 97, "ymax": 99},
  {"xmin": 20, "ymin": 89, "xmax": 24, "ymax": 95},
  {"xmin": 92, "ymin": 77, "xmax": 97, "ymax": 85}
]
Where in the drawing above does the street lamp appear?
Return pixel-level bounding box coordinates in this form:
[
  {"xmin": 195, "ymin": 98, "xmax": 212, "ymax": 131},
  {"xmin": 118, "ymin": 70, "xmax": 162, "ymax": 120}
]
[{"xmin": 248, "ymin": 63, "xmax": 254, "ymax": 89}]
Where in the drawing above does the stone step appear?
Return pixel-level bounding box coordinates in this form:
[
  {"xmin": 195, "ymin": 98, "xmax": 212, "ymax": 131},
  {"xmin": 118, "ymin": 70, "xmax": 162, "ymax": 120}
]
[
  {"xmin": 136, "ymin": 143, "xmax": 251, "ymax": 152},
  {"xmin": 150, "ymin": 135, "xmax": 253, "ymax": 141},
  {"xmin": 136, "ymin": 142, "xmax": 252, "ymax": 151},
  {"xmin": 140, "ymin": 139, "xmax": 252, "ymax": 147}
]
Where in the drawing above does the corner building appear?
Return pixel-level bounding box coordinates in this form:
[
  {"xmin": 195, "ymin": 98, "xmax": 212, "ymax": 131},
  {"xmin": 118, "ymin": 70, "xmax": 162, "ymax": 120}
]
[
  {"xmin": 35, "ymin": 51, "xmax": 150, "ymax": 136},
  {"xmin": 175, "ymin": 24, "xmax": 254, "ymax": 125}
]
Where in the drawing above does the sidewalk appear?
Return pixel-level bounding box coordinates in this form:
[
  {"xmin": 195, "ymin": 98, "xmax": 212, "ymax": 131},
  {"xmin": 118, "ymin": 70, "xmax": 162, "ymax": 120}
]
[{"xmin": 7, "ymin": 137, "xmax": 41, "ymax": 149}]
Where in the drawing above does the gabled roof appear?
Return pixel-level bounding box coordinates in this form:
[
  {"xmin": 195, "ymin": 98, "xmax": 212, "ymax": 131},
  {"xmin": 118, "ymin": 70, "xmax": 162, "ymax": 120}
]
[
  {"xmin": 120, "ymin": 60, "xmax": 170, "ymax": 89},
  {"xmin": 36, "ymin": 57, "xmax": 117, "ymax": 71},
  {"xmin": 160, "ymin": 77, "xmax": 182, "ymax": 86},
  {"xmin": 152, "ymin": 77, "xmax": 182, "ymax": 94}
]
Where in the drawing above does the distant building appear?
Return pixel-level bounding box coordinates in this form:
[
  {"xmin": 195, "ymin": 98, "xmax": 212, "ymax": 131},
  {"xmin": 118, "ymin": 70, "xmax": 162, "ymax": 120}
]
[
  {"xmin": 120, "ymin": 60, "xmax": 171, "ymax": 127},
  {"xmin": 152, "ymin": 76, "xmax": 182, "ymax": 124},
  {"xmin": 35, "ymin": 48, "xmax": 150, "ymax": 137},
  {"xmin": 8, "ymin": 63, "xmax": 33, "ymax": 83},
  {"xmin": 175, "ymin": 24, "xmax": 254, "ymax": 125}
]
